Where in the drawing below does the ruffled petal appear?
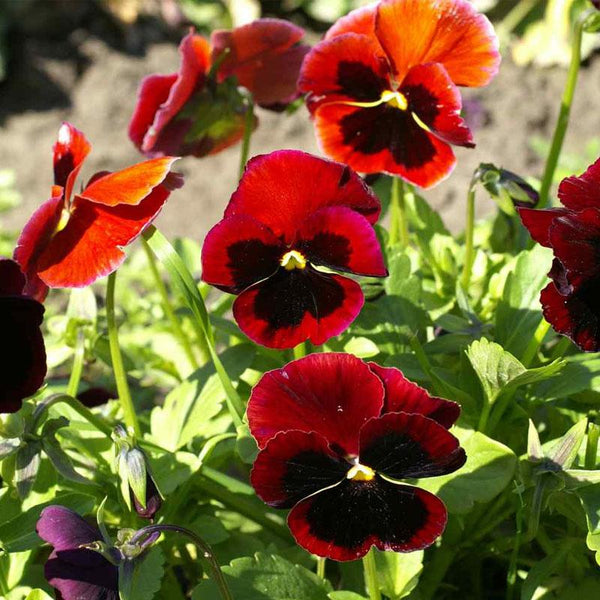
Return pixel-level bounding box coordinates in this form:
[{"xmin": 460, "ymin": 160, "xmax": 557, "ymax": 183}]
[
  {"xmin": 518, "ymin": 207, "xmax": 568, "ymax": 248},
  {"xmin": 297, "ymin": 206, "xmax": 387, "ymax": 277},
  {"xmin": 287, "ymin": 477, "xmax": 447, "ymax": 560},
  {"xmin": 325, "ymin": 3, "xmax": 378, "ymax": 42},
  {"xmin": 558, "ymin": 158, "xmax": 600, "ymax": 211},
  {"xmin": 201, "ymin": 215, "xmax": 283, "ymax": 294},
  {"xmin": 232, "ymin": 267, "xmax": 364, "ymax": 349},
  {"xmin": 359, "ymin": 412, "xmax": 465, "ymax": 479},
  {"xmin": 368, "ymin": 363, "xmax": 460, "ymax": 428},
  {"xmin": 53, "ymin": 122, "xmax": 91, "ymax": 203},
  {"xmin": 37, "ymin": 506, "xmax": 102, "ymax": 550},
  {"xmin": 375, "ymin": 0, "xmax": 500, "ymax": 87},
  {"xmin": 251, "ymin": 430, "xmax": 348, "ymax": 508},
  {"xmin": 226, "ymin": 150, "xmax": 381, "ymax": 242},
  {"xmin": 247, "ymin": 352, "xmax": 384, "ymax": 452}
]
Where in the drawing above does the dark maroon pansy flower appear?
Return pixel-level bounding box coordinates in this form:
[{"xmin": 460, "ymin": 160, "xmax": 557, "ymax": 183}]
[
  {"xmin": 0, "ymin": 258, "xmax": 47, "ymax": 413},
  {"xmin": 248, "ymin": 353, "xmax": 464, "ymax": 561},
  {"xmin": 519, "ymin": 158, "xmax": 600, "ymax": 351},
  {"xmin": 37, "ymin": 506, "xmax": 119, "ymax": 600},
  {"xmin": 129, "ymin": 20, "xmax": 309, "ymax": 158},
  {"xmin": 201, "ymin": 150, "xmax": 387, "ymax": 349}
]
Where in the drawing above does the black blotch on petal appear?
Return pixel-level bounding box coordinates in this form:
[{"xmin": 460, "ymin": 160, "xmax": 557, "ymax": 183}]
[
  {"xmin": 226, "ymin": 238, "xmax": 282, "ymax": 292},
  {"xmin": 336, "ymin": 61, "xmax": 386, "ymax": 101},
  {"xmin": 54, "ymin": 152, "xmax": 75, "ymax": 189},
  {"xmin": 338, "ymin": 165, "xmax": 352, "ymax": 188},
  {"xmin": 299, "ymin": 232, "xmax": 352, "ymax": 272}
]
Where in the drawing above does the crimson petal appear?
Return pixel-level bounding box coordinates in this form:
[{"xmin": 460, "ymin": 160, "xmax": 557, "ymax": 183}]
[
  {"xmin": 251, "ymin": 430, "xmax": 348, "ymax": 509},
  {"xmin": 558, "ymin": 158, "xmax": 600, "ymax": 211},
  {"xmin": 232, "ymin": 267, "xmax": 364, "ymax": 349},
  {"xmin": 518, "ymin": 207, "xmax": 568, "ymax": 248},
  {"xmin": 368, "ymin": 363, "xmax": 460, "ymax": 428},
  {"xmin": 288, "ymin": 477, "xmax": 447, "ymax": 561},
  {"xmin": 247, "ymin": 352, "xmax": 384, "ymax": 452},
  {"xmin": 53, "ymin": 123, "xmax": 91, "ymax": 203},
  {"xmin": 359, "ymin": 412, "xmax": 465, "ymax": 479}
]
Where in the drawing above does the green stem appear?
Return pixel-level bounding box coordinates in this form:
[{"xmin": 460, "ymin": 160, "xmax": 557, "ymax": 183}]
[
  {"xmin": 106, "ymin": 272, "xmax": 141, "ymax": 438},
  {"xmin": 521, "ymin": 318, "xmax": 551, "ymax": 367},
  {"xmin": 33, "ymin": 393, "xmax": 113, "ymax": 437},
  {"xmin": 293, "ymin": 342, "xmax": 307, "ymax": 360},
  {"xmin": 497, "ymin": 0, "xmax": 540, "ymax": 42},
  {"xmin": 460, "ymin": 181, "xmax": 477, "ymax": 290},
  {"xmin": 506, "ymin": 495, "xmax": 524, "ymax": 600},
  {"xmin": 388, "ymin": 177, "xmax": 410, "ymax": 247},
  {"xmin": 141, "ymin": 238, "xmax": 199, "ymax": 372},
  {"xmin": 362, "ymin": 549, "xmax": 381, "ymax": 600},
  {"xmin": 239, "ymin": 96, "xmax": 254, "ymax": 179},
  {"xmin": 316, "ymin": 557, "xmax": 326, "ymax": 580},
  {"xmin": 585, "ymin": 422, "xmax": 599, "ymax": 469},
  {"xmin": 538, "ymin": 10, "xmax": 588, "ymax": 208},
  {"xmin": 67, "ymin": 329, "xmax": 85, "ymax": 397}
]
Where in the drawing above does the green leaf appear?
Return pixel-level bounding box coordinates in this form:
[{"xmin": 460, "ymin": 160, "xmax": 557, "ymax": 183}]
[
  {"xmin": 25, "ymin": 590, "xmax": 54, "ymax": 600},
  {"xmin": 546, "ymin": 419, "xmax": 587, "ymax": 469},
  {"xmin": 119, "ymin": 547, "xmax": 165, "ymax": 600},
  {"xmin": 192, "ymin": 553, "xmax": 332, "ymax": 600},
  {"xmin": 374, "ymin": 549, "xmax": 423, "ymax": 599},
  {"xmin": 495, "ymin": 245, "xmax": 552, "ymax": 360},
  {"xmin": 0, "ymin": 492, "xmax": 96, "ymax": 552},
  {"xmin": 15, "ymin": 443, "xmax": 41, "ymax": 499},
  {"xmin": 236, "ymin": 423, "xmax": 258, "ymax": 464},
  {"xmin": 41, "ymin": 437, "xmax": 91, "ymax": 486},
  {"xmin": 328, "ymin": 593, "xmax": 368, "ymax": 600},
  {"xmin": 520, "ymin": 543, "xmax": 573, "ymax": 600},
  {"xmin": 417, "ymin": 427, "xmax": 517, "ymax": 514}
]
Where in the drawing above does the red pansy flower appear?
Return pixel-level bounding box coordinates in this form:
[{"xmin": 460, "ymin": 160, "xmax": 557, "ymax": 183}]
[
  {"xmin": 14, "ymin": 122, "xmax": 182, "ymax": 300},
  {"xmin": 248, "ymin": 353, "xmax": 464, "ymax": 561},
  {"xmin": 201, "ymin": 150, "xmax": 387, "ymax": 348},
  {"xmin": 129, "ymin": 20, "xmax": 310, "ymax": 158},
  {"xmin": 519, "ymin": 158, "xmax": 600, "ymax": 351},
  {"xmin": 298, "ymin": 0, "xmax": 500, "ymax": 188},
  {"xmin": 0, "ymin": 258, "xmax": 47, "ymax": 413}
]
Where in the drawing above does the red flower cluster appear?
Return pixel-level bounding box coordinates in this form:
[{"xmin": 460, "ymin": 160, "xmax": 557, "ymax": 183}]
[
  {"xmin": 129, "ymin": 20, "xmax": 309, "ymax": 158},
  {"xmin": 14, "ymin": 122, "xmax": 182, "ymax": 299},
  {"xmin": 0, "ymin": 259, "xmax": 46, "ymax": 413},
  {"xmin": 249, "ymin": 353, "xmax": 464, "ymax": 560},
  {"xmin": 298, "ymin": 0, "xmax": 500, "ymax": 188},
  {"xmin": 201, "ymin": 150, "xmax": 387, "ymax": 348},
  {"xmin": 520, "ymin": 158, "xmax": 600, "ymax": 351}
]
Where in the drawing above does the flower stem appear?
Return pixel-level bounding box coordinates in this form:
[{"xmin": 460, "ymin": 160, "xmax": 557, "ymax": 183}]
[
  {"xmin": 106, "ymin": 272, "xmax": 141, "ymax": 438},
  {"xmin": 460, "ymin": 180, "xmax": 477, "ymax": 290},
  {"xmin": 239, "ymin": 96, "xmax": 254, "ymax": 179},
  {"xmin": 362, "ymin": 549, "xmax": 381, "ymax": 600},
  {"xmin": 505, "ymin": 493, "xmax": 524, "ymax": 600},
  {"xmin": 585, "ymin": 422, "xmax": 599, "ymax": 469},
  {"xmin": 537, "ymin": 9, "xmax": 588, "ymax": 208},
  {"xmin": 32, "ymin": 393, "xmax": 112, "ymax": 437},
  {"xmin": 521, "ymin": 318, "xmax": 551, "ymax": 367},
  {"xmin": 67, "ymin": 329, "xmax": 85, "ymax": 397},
  {"xmin": 317, "ymin": 557, "xmax": 326, "ymax": 580},
  {"xmin": 388, "ymin": 177, "xmax": 410, "ymax": 247},
  {"xmin": 132, "ymin": 524, "xmax": 232, "ymax": 600},
  {"xmin": 141, "ymin": 238, "xmax": 199, "ymax": 372}
]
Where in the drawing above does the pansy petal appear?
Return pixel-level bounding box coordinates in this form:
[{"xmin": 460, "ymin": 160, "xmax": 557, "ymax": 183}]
[
  {"xmin": 233, "ymin": 268, "xmax": 364, "ymax": 349},
  {"xmin": 402, "ymin": 63, "xmax": 473, "ymax": 148},
  {"xmin": 518, "ymin": 207, "xmax": 568, "ymax": 248},
  {"xmin": 129, "ymin": 73, "xmax": 178, "ymax": 151},
  {"xmin": 368, "ymin": 363, "xmax": 460, "ymax": 427},
  {"xmin": 298, "ymin": 33, "xmax": 390, "ymax": 110},
  {"xmin": 375, "ymin": 0, "xmax": 500, "ymax": 87},
  {"xmin": 541, "ymin": 279, "xmax": 600, "ymax": 352},
  {"xmin": 359, "ymin": 412, "xmax": 465, "ymax": 479},
  {"xmin": 247, "ymin": 352, "xmax": 384, "ymax": 451},
  {"xmin": 0, "ymin": 258, "xmax": 26, "ymax": 295},
  {"xmin": 314, "ymin": 102, "xmax": 456, "ymax": 187},
  {"xmin": 297, "ymin": 206, "xmax": 387, "ymax": 277},
  {"xmin": 1, "ymin": 297, "xmax": 46, "ymax": 413},
  {"xmin": 226, "ymin": 150, "xmax": 381, "ymax": 243},
  {"xmin": 251, "ymin": 430, "xmax": 348, "ymax": 508},
  {"xmin": 79, "ymin": 157, "xmax": 180, "ymax": 207},
  {"xmin": 558, "ymin": 158, "xmax": 600, "ymax": 211},
  {"xmin": 45, "ymin": 551, "xmax": 118, "ymax": 600},
  {"xmin": 201, "ymin": 215, "xmax": 283, "ymax": 294},
  {"xmin": 325, "ymin": 3, "xmax": 378, "ymax": 41},
  {"xmin": 35, "ymin": 185, "xmax": 171, "ymax": 288},
  {"xmin": 288, "ymin": 477, "xmax": 447, "ymax": 560},
  {"xmin": 37, "ymin": 506, "xmax": 102, "ymax": 550},
  {"xmin": 140, "ymin": 32, "xmax": 211, "ymax": 154},
  {"xmin": 53, "ymin": 123, "xmax": 91, "ymax": 203}
]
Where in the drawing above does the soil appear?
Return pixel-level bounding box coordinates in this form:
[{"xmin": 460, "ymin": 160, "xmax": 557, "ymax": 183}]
[{"xmin": 2, "ymin": 22, "xmax": 600, "ymax": 243}]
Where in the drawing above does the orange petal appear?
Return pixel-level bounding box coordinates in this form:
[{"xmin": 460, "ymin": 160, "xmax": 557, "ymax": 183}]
[
  {"xmin": 375, "ymin": 0, "xmax": 500, "ymax": 87},
  {"xmin": 79, "ymin": 157, "xmax": 179, "ymax": 207},
  {"xmin": 325, "ymin": 2, "xmax": 378, "ymax": 42}
]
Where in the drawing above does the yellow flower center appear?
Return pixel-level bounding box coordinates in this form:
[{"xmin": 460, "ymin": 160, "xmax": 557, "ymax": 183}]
[
  {"xmin": 346, "ymin": 463, "xmax": 376, "ymax": 482},
  {"xmin": 280, "ymin": 250, "xmax": 307, "ymax": 271},
  {"xmin": 55, "ymin": 208, "xmax": 71, "ymax": 234},
  {"xmin": 380, "ymin": 90, "xmax": 408, "ymax": 111}
]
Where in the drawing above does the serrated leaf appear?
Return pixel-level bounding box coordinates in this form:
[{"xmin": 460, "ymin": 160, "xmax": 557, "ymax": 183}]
[
  {"xmin": 192, "ymin": 552, "xmax": 332, "ymax": 600},
  {"xmin": 418, "ymin": 427, "xmax": 516, "ymax": 514},
  {"xmin": 119, "ymin": 547, "xmax": 165, "ymax": 600}
]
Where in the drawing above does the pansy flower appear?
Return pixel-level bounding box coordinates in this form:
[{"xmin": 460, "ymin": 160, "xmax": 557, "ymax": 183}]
[
  {"xmin": 129, "ymin": 20, "xmax": 310, "ymax": 158},
  {"xmin": 37, "ymin": 505, "xmax": 119, "ymax": 600},
  {"xmin": 248, "ymin": 353, "xmax": 465, "ymax": 560},
  {"xmin": 0, "ymin": 258, "xmax": 47, "ymax": 413},
  {"xmin": 519, "ymin": 158, "xmax": 600, "ymax": 351},
  {"xmin": 298, "ymin": 0, "xmax": 500, "ymax": 188},
  {"xmin": 201, "ymin": 150, "xmax": 387, "ymax": 348},
  {"xmin": 14, "ymin": 122, "xmax": 182, "ymax": 300}
]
